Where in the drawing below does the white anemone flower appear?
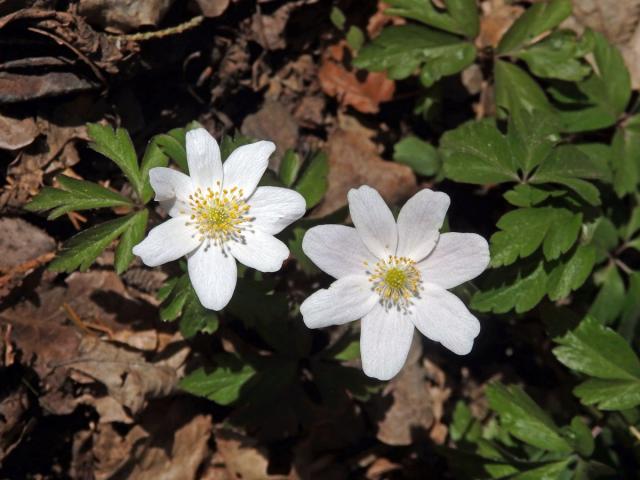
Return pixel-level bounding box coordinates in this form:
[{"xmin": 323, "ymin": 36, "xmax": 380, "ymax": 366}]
[
  {"xmin": 300, "ymin": 185, "xmax": 489, "ymax": 380},
  {"xmin": 133, "ymin": 128, "xmax": 306, "ymax": 311}
]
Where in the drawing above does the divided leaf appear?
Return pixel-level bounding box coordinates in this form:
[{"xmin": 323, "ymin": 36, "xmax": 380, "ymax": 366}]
[
  {"xmin": 354, "ymin": 25, "xmax": 476, "ymax": 87},
  {"xmin": 554, "ymin": 316, "xmax": 640, "ymax": 410},
  {"xmin": 384, "ymin": 0, "xmax": 479, "ymax": 37}
]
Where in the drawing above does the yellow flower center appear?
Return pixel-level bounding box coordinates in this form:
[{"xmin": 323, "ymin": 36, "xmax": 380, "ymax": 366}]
[
  {"xmin": 188, "ymin": 184, "xmax": 251, "ymax": 245},
  {"xmin": 367, "ymin": 255, "xmax": 422, "ymax": 310}
]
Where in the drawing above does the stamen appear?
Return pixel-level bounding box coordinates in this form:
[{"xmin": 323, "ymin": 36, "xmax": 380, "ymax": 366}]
[
  {"xmin": 367, "ymin": 256, "xmax": 422, "ymax": 311},
  {"xmin": 186, "ymin": 186, "xmax": 251, "ymax": 246}
]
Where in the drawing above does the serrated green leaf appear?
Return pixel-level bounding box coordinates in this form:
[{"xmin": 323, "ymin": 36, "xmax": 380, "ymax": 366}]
[
  {"xmin": 179, "ymin": 354, "xmax": 256, "ymax": 405},
  {"xmin": 508, "ymin": 107, "xmax": 560, "ymax": 176},
  {"xmin": 87, "ymin": 123, "xmax": 142, "ymax": 197},
  {"xmin": 160, "ymin": 274, "xmax": 192, "ymax": 321},
  {"xmin": 516, "ymin": 30, "xmax": 593, "ymax": 82},
  {"xmin": 450, "ymin": 401, "xmax": 473, "ymax": 442},
  {"xmin": 589, "ymin": 264, "xmax": 625, "ymax": 325},
  {"xmin": 154, "ymin": 131, "xmax": 188, "ymax": 172},
  {"xmin": 278, "ymin": 149, "xmax": 302, "ymax": 187},
  {"xmin": 486, "ymin": 382, "xmax": 572, "ymax": 453},
  {"xmin": 180, "ymin": 294, "xmax": 219, "ymax": 338},
  {"xmin": 555, "ymin": 31, "xmax": 631, "ymax": 132},
  {"xmin": 353, "ymin": 25, "xmax": 475, "ymax": 87},
  {"xmin": 546, "ymin": 245, "xmax": 596, "ymax": 301},
  {"xmin": 553, "ymin": 316, "xmax": 640, "ymax": 409},
  {"xmin": 531, "ymin": 145, "xmax": 606, "ymax": 205},
  {"xmin": 472, "ymin": 261, "xmax": 548, "ymax": 314},
  {"xmin": 618, "ymin": 272, "xmax": 640, "ymax": 342},
  {"xmin": 440, "ymin": 119, "xmax": 519, "ymax": 184},
  {"xmin": 564, "ymin": 417, "xmax": 594, "ymax": 457},
  {"xmin": 495, "ymin": 60, "xmax": 553, "ymax": 115},
  {"xmin": 384, "ymin": 0, "xmax": 479, "ymax": 37},
  {"xmin": 49, "ymin": 213, "xmax": 139, "ymax": 273},
  {"xmin": 503, "ymin": 185, "xmax": 564, "ymax": 208},
  {"xmin": 588, "ymin": 217, "xmax": 619, "ymax": 263},
  {"xmin": 25, "ymin": 176, "xmax": 133, "ymax": 220},
  {"xmin": 114, "ymin": 209, "xmax": 148, "ymax": 274},
  {"xmin": 490, "ymin": 207, "xmax": 582, "ymax": 267},
  {"xmin": 611, "ymin": 115, "xmax": 640, "ymax": 197},
  {"xmin": 497, "ymin": 0, "xmax": 572, "ymax": 54},
  {"xmin": 295, "ymin": 151, "xmax": 328, "ymax": 209},
  {"xmin": 510, "ymin": 459, "xmax": 573, "ymax": 480},
  {"xmin": 393, "ymin": 135, "xmax": 440, "ymax": 176},
  {"xmin": 140, "ymin": 141, "xmax": 169, "ymax": 204}
]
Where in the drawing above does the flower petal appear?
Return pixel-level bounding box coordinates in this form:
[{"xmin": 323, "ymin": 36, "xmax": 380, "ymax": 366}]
[
  {"xmin": 227, "ymin": 230, "xmax": 289, "ymax": 272},
  {"xmin": 222, "ymin": 141, "xmax": 275, "ymax": 197},
  {"xmin": 302, "ymin": 225, "xmax": 377, "ymax": 279},
  {"xmin": 396, "ymin": 188, "xmax": 450, "ymax": 261},
  {"xmin": 347, "ymin": 186, "xmax": 398, "ymax": 258},
  {"xmin": 247, "ymin": 186, "xmax": 306, "ymax": 235},
  {"xmin": 300, "ymin": 275, "xmax": 378, "ymax": 329},
  {"xmin": 360, "ymin": 305, "xmax": 415, "ymax": 380},
  {"xmin": 149, "ymin": 167, "xmax": 194, "ymax": 201},
  {"xmin": 186, "ymin": 128, "xmax": 223, "ymax": 189},
  {"xmin": 132, "ymin": 217, "xmax": 200, "ymax": 267},
  {"xmin": 418, "ymin": 232, "xmax": 490, "ymax": 290},
  {"xmin": 188, "ymin": 244, "xmax": 237, "ymax": 311},
  {"xmin": 411, "ymin": 283, "xmax": 480, "ymax": 355}
]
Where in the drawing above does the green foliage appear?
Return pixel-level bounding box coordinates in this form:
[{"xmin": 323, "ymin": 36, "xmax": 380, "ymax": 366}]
[
  {"xmin": 384, "ymin": 0, "xmax": 479, "ymax": 37},
  {"xmin": 354, "ymin": 25, "xmax": 476, "ymax": 87},
  {"xmin": 291, "ymin": 151, "xmax": 329, "ymax": 209},
  {"xmin": 392, "ymin": 135, "xmax": 440, "ymax": 176},
  {"xmin": 554, "ymin": 316, "xmax": 640, "ymax": 410}
]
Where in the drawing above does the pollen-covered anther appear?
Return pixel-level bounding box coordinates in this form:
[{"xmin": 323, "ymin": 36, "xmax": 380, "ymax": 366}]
[
  {"xmin": 187, "ymin": 186, "xmax": 251, "ymax": 245},
  {"xmin": 368, "ymin": 255, "xmax": 422, "ymax": 310}
]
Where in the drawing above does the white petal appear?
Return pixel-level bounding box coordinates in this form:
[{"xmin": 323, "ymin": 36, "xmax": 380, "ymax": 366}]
[
  {"xmin": 158, "ymin": 197, "xmax": 190, "ymax": 218},
  {"xmin": 227, "ymin": 230, "xmax": 289, "ymax": 272},
  {"xmin": 347, "ymin": 186, "xmax": 398, "ymax": 258},
  {"xmin": 247, "ymin": 186, "xmax": 306, "ymax": 235},
  {"xmin": 396, "ymin": 189, "xmax": 450, "ymax": 261},
  {"xmin": 360, "ymin": 304, "xmax": 415, "ymax": 380},
  {"xmin": 300, "ymin": 275, "xmax": 378, "ymax": 329},
  {"xmin": 132, "ymin": 217, "xmax": 200, "ymax": 267},
  {"xmin": 411, "ymin": 283, "xmax": 480, "ymax": 355},
  {"xmin": 222, "ymin": 141, "xmax": 275, "ymax": 197},
  {"xmin": 149, "ymin": 167, "xmax": 194, "ymax": 201},
  {"xmin": 418, "ymin": 233, "xmax": 490, "ymax": 290},
  {"xmin": 186, "ymin": 128, "xmax": 223, "ymax": 188},
  {"xmin": 302, "ymin": 225, "xmax": 377, "ymax": 279},
  {"xmin": 188, "ymin": 244, "xmax": 237, "ymax": 311}
]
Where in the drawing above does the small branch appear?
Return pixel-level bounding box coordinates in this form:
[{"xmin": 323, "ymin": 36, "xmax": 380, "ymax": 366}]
[{"xmin": 111, "ymin": 16, "xmax": 204, "ymax": 42}]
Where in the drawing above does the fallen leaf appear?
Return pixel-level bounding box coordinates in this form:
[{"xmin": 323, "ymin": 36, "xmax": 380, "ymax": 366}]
[
  {"xmin": 0, "ymin": 114, "xmax": 38, "ymax": 150},
  {"xmin": 78, "ymin": 0, "xmax": 178, "ymax": 33},
  {"xmin": 194, "ymin": 0, "xmax": 230, "ymax": 18},
  {"xmin": 319, "ymin": 41, "xmax": 395, "ymax": 114},
  {"xmin": 477, "ymin": 0, "xmax": 524, "ymax": 49},
  {"xmin": 314, "ymin": 116, "xmax": 416, "ymax": 216},
  {"xmin": 0, "ymin": 72, "xmax": 96, "ymax": 104}
]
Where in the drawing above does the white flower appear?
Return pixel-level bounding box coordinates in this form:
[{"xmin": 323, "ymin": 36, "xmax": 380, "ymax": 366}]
[
  {"xmin": 133, "ymin": 128, "xmax": 306, "ymax": 311},
  {"xmin": 300, "ymin": 185, "xmax": 489, "ymax": 380}
]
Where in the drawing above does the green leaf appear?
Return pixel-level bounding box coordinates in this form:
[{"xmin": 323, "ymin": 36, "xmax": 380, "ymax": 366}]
[
  {"xmin": 531, "ymin": 145, "xmax": 606, "ymax": 206},
  {"xmin": 330, "ymin": 6, "xmax": 346, "ymax": 30},
  {"xmin": 384, "ymin": 0, "xmax": 479, "ymax": 37},
  {"xmin": 546, "ymin": 245, "xmax": 596, "ymax": 301},
  {"xmin": 179, "ymin": 354, "xmax": 256, "ymax": 405},
  {"xmin": 472, "ymin": 261, "xmax": 548, "ymax": 314},
  {"xmin": 353, "ymin": 25, "xmax": 476, "ymax": 87},
  {"xmin": 140, "ymin": 140, "xmax": 169, "ymax": 204},
  {"xmin": 611, "ymin": 115, "xmax": 640, "ymax": 197},
  {"xmin": 510, "ymin": 459, "xmax": 573, "ymax": 480},
  {"xmin": 508, "ymin": 107, "xmax": 560, "ymax": 176},
  {"xmin": 516, "ymin": 30, "xmax": 593, "ymax": 82},
  {"xmin": 618, "ymin": 272, "xmax": 640, "ymax": 341},
  {"xmin": 180, "ymin": 294, "xmax": 219, "ymax": 338},
  {"xmin": 87, "ymin": 123, "xmax": 142, "ymax": 197},
  {"xmin": 486, "ymin": 382, "xmax": 572, "ymax": 452},
  {"xmin": 278, "ymin": 149, "xmax": 302, "ymax": 187},
  {"xmin": 393, "ymin": 136, "xmax": 440, "ymax": 176},
  {"xmin": 288, "ymin": 227, "xmax": 319, "ymax": 275},
  {"xmin": 495, "ymin": 60, "xmax": 553, "ymax": 115},
  {"xmin": 450, "ymin": 401, "xmax": 473, "ymax": 442},
  {"xmin": 25, "ymin": 175, "xmax": 133, "ymax": 219},
  {"xmin": 49, "ymin": 213, "xmax": 140, "ymax": 273},
  {"xmin": 440, "ymin": 119, "xmax": 519, "ymax": 184},
  {"xmin": 114, "ymin": 209, "xmax": 148, "ymax": 274},
  {"xmin": 555, "ymin": 31, "xmax": 631, "ymax": 132},
  {"xmin": 588, "ymin": 264, "xmax": 625, "ymax": 325},
  {"xmin": 154, "ymin": 130, "xmax": 188, "ymax": 172},
  {"xmin": 346, "ymin": 26, "xmax": 365, "ymax": 51},
  {"xmin": 553, "ymin": 316, "xmax": 640, "ymax": 410},
  {"xmin": 564, "ymin": 417, "xmax": 594, "ymax": 457},
  {"xmin": 625, "ymin": 205, "xmax": 640, "ymax": 240},
  {"xmin": 490, "ymin": 207, "xmax": 582, "ymax": 267},
  {"xmin": 160, "ymin": 274, "xmax": 191, "ymax": 321},
  {"xmin": 503, "ymin": 185, "xmax": 564, "ymax": 208},
  {"xmin": 295, "ymin": 151, "xmax": 328, "ymax": 209},
  {"xmin": 220, "ymin": 132, "xmax": 254, "ymax": 162},
  {"xmin": 496, "ymin": 0, "xmax": 572, "ymax": 54}
]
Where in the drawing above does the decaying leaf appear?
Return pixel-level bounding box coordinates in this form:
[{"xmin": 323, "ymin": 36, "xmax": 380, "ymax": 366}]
[
  {"xmin": 319, "ymin": 41, "xmax": 395, "ymax": 114},
  {"xmin": 78, "ymin": 0, "xmax": 177, "ymax": 33},
  {"xmin": 0, "ymin": 113, "xmax": 39, "ymax": 150}
]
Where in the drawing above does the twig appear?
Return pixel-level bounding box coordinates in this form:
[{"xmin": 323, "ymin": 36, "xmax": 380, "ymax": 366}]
[
  {"xmin": 111, "ymin": 15, "xmax": 204, "ymax": 42},
  {"xmin": 0, "ymin": 251, "xmax": 55, "ymax": 288}
]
